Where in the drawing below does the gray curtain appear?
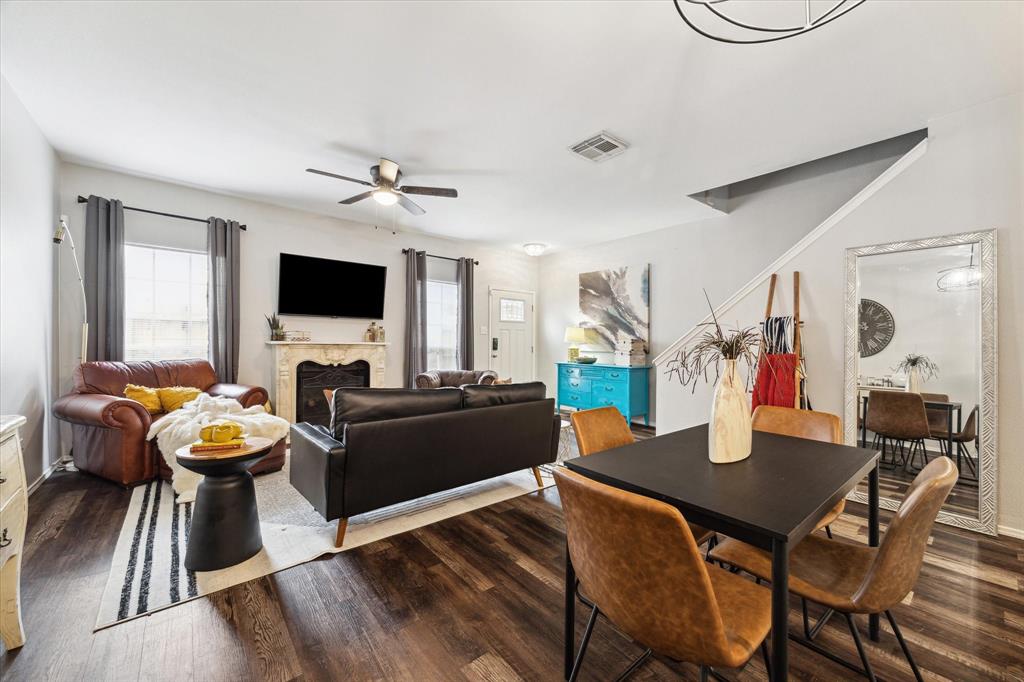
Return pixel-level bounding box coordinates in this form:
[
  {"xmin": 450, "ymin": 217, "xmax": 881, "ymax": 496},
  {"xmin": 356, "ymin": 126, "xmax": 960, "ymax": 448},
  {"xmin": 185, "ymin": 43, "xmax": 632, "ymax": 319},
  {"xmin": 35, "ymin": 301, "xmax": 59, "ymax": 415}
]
[
  {"xmin": 456, "ymin": 257, "xmax": 475, "ymax": 370},
  {"xmin": 84, "ymin": 195, "xmax": 125, "ymax": 361},
  {"xmin": 404, "ymin": 249, "xmax": 428, "ymax": 387},
  {"xmin": 208, "ymin": 217, "xmax": 241, "ymax": 382}
]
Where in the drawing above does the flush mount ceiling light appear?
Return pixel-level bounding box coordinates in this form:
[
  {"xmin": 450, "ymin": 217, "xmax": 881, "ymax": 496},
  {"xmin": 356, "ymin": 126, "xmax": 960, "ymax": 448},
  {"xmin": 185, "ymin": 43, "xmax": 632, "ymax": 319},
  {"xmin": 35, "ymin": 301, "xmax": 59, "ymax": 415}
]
[
  {"xmin": 673, "ymin": 0, "xmax": 864, "ymax": 44},
  {"xmin": 523, "ymin": 243, "xmax": 549, "ymax": 257}
]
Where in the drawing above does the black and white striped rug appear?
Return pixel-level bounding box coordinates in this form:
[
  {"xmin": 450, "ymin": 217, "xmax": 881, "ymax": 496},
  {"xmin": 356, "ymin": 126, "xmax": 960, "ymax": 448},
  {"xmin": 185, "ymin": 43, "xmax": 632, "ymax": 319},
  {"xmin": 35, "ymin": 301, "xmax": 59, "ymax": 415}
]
[{"xmin": 96, "ymin": 461, "xmax": 554, "ymax": 629}]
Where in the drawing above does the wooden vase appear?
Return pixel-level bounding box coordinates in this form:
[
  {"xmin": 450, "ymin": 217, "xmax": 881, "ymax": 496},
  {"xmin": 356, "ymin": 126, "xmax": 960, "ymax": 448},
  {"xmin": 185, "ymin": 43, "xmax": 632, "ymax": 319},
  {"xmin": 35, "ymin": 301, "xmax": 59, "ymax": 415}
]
[{"xmin": 708, "ymin": 359, "xmax": 752, "ymax": 464}]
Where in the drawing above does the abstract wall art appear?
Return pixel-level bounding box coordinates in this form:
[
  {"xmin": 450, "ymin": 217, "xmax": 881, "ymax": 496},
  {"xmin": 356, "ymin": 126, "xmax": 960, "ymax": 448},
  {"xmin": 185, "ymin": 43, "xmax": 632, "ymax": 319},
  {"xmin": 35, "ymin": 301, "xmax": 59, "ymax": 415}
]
[{"xmin": 578, "ymin": 264, "xmax": 650, "ymax": 351}]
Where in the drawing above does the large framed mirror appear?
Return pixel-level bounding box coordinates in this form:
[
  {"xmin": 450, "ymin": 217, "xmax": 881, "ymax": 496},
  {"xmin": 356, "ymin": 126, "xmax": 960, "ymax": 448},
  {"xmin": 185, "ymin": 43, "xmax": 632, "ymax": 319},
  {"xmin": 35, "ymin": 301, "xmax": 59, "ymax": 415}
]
[{"xmin": 843, "ymin": 230, "xmax": 997, "ymax": 534}]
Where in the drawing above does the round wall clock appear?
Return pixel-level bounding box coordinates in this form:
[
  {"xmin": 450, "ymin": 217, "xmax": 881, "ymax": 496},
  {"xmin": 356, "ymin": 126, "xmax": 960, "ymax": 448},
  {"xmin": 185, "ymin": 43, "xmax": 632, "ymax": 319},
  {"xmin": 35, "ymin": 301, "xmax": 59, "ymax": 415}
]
[{"xmin": 858, "ymin": 298, "xmax": 895, "ymax": 357}]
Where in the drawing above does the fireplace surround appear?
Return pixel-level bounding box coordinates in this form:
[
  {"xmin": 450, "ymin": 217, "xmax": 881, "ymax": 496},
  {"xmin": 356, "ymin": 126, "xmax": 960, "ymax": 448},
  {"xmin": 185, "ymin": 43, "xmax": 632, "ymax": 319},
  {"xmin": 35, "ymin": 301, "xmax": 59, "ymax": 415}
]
[
  {"xmin": 267, "ymin": 342, "xmax": 387, "ymax": 423},
  {"xmin": 295, "ymin": 360, "xmax": 370, "ymax": 426}
]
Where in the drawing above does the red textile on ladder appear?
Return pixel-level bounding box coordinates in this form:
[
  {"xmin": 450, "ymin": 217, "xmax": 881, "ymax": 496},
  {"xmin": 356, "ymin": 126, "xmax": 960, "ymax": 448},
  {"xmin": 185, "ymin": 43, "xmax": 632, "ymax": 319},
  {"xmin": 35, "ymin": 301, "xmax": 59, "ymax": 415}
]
[{"xmin": 752, "ymin": 353, "xmax": 797, "ymax": 411}]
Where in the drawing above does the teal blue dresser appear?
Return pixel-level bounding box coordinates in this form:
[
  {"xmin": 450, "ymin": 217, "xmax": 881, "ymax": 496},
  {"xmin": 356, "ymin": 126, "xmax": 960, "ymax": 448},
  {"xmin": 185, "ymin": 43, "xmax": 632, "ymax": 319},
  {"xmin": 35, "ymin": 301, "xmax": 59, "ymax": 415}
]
[{"xmin": 556, "ymin": 362, "xmax": 651, "ymax": 425}]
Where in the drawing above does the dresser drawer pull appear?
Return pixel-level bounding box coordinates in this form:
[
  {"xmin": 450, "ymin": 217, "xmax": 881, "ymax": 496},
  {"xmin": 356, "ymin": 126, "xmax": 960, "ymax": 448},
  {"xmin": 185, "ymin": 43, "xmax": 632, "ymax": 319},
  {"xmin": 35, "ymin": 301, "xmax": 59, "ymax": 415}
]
[
  {"xmin": 0, "ymin": 529, "xmax": 10, "ymax": 549},
  {"xmin": 608, "ymin": 372, "xmax": 621, "ymax": 378},
  {"xmin": 569, "ymin": 380, "xmax": 580, "ymax": 387},
  {"xmin": 605, "ymin": 386, "xmax": 615, "ymax": 391},
  {"xmin": 570, "ymin": 394, "xmax": 580, "ymax": 401}
]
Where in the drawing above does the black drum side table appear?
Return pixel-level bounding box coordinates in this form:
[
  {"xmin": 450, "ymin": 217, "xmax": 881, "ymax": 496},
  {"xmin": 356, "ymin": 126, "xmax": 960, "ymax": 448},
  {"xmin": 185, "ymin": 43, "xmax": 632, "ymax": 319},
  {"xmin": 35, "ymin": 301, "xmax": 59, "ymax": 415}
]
[{"xmin": 176, "ymin": 436, "xmax": 273, "ymax": 571}]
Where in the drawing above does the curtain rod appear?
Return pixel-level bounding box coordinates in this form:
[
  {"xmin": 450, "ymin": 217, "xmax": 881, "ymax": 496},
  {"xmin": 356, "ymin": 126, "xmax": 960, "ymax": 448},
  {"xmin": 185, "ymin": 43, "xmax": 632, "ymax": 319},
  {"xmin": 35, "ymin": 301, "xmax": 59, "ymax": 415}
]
[
  {"xmin": 402, "ymin": 248, "xmax": 478, "ymax": 265},
  {"xmin": 77, "ymin": 195, "xmax": 247, "ymax": 231}
]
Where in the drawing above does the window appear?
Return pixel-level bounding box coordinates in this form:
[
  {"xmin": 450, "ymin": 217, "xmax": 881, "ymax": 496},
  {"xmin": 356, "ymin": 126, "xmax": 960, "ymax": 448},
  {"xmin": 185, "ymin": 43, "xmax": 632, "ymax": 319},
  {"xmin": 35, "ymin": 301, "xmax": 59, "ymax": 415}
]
[
  {"xmin": 499, "ymin": 297, "xmax": 525, "ymax": 322},
  {"xmin": 425, "ymin": 279, "xmax": 459, "ymax": 371},
  {"xmin": 124, "ymin": 244, "xmax": 209, "ymax": 361}
]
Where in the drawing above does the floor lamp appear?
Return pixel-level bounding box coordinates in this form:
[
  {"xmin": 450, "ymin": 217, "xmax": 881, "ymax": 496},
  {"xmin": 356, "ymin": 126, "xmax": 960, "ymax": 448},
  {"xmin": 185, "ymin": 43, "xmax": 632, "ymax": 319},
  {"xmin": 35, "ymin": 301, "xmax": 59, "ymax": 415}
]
[{"xmin": 53, "ymin": 214, "xmax": 85, "ymax": 471}]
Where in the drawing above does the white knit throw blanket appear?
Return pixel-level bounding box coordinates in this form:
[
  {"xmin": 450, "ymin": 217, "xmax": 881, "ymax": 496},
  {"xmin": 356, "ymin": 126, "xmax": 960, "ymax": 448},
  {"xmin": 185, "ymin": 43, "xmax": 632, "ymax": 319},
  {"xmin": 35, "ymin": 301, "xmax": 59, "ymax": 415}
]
[{"xmin": 147, "ymin": 393, "xmax": 290, "ymax": 503}]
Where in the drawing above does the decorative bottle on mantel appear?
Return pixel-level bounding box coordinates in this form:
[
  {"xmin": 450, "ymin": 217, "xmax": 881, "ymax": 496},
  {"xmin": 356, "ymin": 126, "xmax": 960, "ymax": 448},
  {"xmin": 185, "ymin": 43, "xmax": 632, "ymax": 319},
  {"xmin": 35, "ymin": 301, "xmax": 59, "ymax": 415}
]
[{"xmin": 708, "ymin": 359, "xmax": 752, "ymax": 464}]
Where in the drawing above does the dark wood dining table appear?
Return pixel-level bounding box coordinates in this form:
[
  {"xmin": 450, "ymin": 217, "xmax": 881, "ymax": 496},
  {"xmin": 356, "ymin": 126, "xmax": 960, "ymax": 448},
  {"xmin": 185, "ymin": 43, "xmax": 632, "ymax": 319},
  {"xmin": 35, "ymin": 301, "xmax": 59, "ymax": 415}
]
[{"xmin": 563, "ymin": 423, "xmax": 880, "ymax": 682}]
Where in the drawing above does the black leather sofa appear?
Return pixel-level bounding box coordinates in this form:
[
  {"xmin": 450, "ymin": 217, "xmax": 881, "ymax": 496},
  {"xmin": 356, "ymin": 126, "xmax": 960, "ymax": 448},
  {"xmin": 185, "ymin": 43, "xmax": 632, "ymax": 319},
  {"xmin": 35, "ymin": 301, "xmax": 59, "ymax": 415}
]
[{"xmin": 289, "ymin": 382, "xmax": 560, "ymax": 547}]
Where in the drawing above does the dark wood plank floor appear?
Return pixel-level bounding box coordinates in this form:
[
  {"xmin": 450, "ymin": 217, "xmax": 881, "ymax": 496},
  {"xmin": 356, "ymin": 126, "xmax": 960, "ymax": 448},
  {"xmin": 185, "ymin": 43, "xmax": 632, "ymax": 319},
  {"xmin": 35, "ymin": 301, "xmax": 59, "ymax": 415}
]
[{"xmin": 2, "ymin": 470, "xmax": 1022, "ymax": 681}]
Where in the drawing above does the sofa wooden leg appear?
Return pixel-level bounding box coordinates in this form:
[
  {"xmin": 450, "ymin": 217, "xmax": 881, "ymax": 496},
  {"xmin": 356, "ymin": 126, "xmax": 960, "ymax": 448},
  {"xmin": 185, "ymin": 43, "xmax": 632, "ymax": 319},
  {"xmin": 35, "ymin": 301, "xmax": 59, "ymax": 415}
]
[
  {"xmin": 532, "ymin": 466, "xmax": 544, "ymax": 487},
  {"xmin": 335, "ymin": 518, "xmax": 348, "ymax": 548}
]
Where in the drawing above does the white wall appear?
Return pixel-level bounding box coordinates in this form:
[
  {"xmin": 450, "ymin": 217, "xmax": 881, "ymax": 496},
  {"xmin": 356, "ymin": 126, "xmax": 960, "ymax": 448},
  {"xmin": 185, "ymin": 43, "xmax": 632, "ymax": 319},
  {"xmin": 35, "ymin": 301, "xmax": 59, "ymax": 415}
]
[
  {"xmin": 56, "ymin": 163, "xmax": 539, "ymax": 453},
  {"xmin": 655, "ymin": 94, "xmax": 1023, "ymax": 533},
  {"xmin": 0, "ymin": 75, "xmax": 60, "ymax": 486},
  {"xmin": 536, "ymin": 133, "xmax": 919, "ymax": 424}
]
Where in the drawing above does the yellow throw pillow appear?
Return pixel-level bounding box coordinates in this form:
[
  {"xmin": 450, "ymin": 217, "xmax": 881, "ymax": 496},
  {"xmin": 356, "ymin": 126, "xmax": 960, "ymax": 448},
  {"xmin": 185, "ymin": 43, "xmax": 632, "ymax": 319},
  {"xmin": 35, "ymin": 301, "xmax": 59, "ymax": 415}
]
[
  {"xmin": 157, "ymin": 386, "xmax": 203, "ymax": 413},
  {"xmin": 124, "ymin": 384, "xmax": 162, "ymax": 414}
]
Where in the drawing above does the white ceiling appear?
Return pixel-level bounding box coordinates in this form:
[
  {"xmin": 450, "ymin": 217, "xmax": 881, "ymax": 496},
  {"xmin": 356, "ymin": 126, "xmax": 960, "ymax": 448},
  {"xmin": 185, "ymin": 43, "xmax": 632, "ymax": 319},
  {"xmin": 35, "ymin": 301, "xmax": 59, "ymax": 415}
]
[{"xmin": 1, "ymin": 1, "xmax": 1020, "ymax": 251}]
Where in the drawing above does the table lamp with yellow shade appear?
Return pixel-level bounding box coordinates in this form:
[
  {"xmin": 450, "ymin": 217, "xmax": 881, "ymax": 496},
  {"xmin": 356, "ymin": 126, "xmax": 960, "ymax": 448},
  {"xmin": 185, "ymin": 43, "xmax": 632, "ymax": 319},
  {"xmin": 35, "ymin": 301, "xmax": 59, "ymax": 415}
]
[{"xmin": 564, "ymin": 326, "xmax": 593, "ymax": 362}]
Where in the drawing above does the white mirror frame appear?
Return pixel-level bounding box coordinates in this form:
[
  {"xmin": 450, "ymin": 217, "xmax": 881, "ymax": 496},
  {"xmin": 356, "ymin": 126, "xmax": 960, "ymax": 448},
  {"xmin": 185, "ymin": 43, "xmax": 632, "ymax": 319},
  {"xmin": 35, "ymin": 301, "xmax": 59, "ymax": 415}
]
[{"xmin": 843, "ymin": 229, "xmax": 998, "ymax": 535}]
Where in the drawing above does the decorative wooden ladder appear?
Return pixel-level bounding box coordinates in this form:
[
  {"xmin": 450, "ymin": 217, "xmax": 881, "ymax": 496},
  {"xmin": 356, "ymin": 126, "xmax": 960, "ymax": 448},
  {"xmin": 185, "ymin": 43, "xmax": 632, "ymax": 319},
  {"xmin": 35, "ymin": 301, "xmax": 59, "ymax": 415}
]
[{"xmin": 762, "ymin": 271, "xmax": 805, "ymax": 409}]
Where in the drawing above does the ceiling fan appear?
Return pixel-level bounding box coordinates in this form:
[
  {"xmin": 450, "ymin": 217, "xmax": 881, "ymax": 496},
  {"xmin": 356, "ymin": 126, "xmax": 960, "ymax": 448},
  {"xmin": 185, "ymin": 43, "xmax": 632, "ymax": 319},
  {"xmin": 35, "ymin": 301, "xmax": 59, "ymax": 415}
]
[{"xmin": 306, "ymin": 158, "xmax": 458, "ymax": 216}]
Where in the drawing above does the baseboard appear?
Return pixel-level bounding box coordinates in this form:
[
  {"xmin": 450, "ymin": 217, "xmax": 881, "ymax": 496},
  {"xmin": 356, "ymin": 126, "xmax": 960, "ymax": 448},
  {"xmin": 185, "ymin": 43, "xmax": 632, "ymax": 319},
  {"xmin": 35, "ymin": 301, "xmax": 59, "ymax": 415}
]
[
  {"xmin": 27, "ymin": 460, "xmax": 61, "ymax": 495},
  {"xmin": 997, "ymin": 524, "xmax": 1024, "ymax": 540}
]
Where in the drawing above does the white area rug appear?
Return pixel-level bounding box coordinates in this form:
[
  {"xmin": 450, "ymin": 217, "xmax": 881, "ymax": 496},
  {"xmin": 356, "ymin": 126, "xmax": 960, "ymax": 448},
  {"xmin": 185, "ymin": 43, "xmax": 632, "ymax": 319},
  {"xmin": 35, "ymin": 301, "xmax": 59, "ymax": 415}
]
[{"xmin": 95, "ymin": 459, "xmax": 554, "ymax": 629}]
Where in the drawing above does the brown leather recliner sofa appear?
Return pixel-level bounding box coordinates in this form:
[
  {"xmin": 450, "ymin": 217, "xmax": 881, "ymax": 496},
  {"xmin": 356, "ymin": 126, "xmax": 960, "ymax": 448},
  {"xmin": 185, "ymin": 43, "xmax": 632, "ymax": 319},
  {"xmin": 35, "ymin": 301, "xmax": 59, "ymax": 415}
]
[
  {"xmin": 53, "ymin": 359, "xmax": 285, "ymax": 486},
  {"xmin": 414, "ymin": 369, "xmax": 498, "ymax": 389}
]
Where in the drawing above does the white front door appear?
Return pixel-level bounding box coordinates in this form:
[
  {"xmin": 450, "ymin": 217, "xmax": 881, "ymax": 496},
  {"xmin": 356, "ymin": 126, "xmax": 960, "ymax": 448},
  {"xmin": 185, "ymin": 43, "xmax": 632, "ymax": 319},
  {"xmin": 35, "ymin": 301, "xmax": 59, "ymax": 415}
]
[{"xmin": 489, "ymin": 289, "xmax": 535, "ymax": 382}]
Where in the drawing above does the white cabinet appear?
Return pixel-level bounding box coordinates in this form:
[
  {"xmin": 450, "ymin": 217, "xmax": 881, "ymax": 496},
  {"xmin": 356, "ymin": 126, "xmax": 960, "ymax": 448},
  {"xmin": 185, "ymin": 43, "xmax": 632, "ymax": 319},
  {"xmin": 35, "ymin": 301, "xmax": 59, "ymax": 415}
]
[{"xmin": 0, "ymin": 415, "xmax": 27, "ymax": 649}]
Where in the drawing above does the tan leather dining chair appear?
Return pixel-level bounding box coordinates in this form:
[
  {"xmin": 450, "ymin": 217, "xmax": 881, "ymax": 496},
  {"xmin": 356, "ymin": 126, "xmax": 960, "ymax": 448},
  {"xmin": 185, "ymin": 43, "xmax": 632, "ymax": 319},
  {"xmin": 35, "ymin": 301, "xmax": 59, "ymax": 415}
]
[
  {"xmin": 570, "ymin": 407, "xmax": 714, "ymax": 547},
  {"xmin": 929, "ymin": 405, "xmax": 979, "ymax": 477},
  {"xmin": 919, "ymin": 392, "xmax": 950, "ymax": 436},
  {"xmin": 710, "ymin": 457, "xmax": 957, "ymax": 682},
  {"xmin": 752, "ymin": 406, "xmax": 844, "ymax": 538},
  {"xmin": 555, "ymin": 467, "xmax": 773, "ymax": 681},
  {"xmin": 865, "ymin": 390, "xmax": 930, "ymax": 471},
  {"xmin": 570, "ymin": 406, "xmax": 636, "ymax": 456}
]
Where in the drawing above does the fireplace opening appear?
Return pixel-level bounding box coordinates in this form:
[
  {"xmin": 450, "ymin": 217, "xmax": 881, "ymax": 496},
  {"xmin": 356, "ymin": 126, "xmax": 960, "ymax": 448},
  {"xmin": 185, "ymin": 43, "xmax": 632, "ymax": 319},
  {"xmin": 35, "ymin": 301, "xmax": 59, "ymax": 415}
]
[{"xmin": 295, "ymin": 360, "xmax": 370, "ymax": 426}]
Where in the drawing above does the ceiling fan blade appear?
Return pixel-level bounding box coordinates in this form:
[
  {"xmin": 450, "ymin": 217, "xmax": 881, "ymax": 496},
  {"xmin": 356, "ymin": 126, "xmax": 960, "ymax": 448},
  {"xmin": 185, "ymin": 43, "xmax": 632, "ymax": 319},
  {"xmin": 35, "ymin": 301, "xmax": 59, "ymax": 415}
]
[
  {"xmin": 398, "ymin": 185, "xmax": 458, "ymax": 198},
  {"xmin": 396, "ymin": 193, "xmax": 426, "ymax": 216},
  {"xmin": 378, "ymin": 158, "xmax": 400, "ymax": 185},
  {"xmin": 338, "ymin": 191, "xmax": 375, "ymax": 205},
  {"xmin": 306, "ymin": 168, "xmax": 374, "ymax": 187}
]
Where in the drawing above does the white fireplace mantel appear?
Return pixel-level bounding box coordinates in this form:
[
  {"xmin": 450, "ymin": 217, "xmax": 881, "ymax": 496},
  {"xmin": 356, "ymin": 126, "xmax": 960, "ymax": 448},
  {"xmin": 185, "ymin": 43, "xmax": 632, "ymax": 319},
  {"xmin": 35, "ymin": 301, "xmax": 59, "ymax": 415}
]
[{"xmin": 267, "ymin": 341, "xmax": 388, "ymax": 423}]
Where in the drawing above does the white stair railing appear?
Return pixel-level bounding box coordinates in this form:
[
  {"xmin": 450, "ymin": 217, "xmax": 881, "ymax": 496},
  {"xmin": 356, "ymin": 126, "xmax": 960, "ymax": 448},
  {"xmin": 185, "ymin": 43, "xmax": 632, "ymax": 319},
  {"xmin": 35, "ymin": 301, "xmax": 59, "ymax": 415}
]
[{"xmin": 653, "ymin": 137, "xmax": 929, "ymax": 368}]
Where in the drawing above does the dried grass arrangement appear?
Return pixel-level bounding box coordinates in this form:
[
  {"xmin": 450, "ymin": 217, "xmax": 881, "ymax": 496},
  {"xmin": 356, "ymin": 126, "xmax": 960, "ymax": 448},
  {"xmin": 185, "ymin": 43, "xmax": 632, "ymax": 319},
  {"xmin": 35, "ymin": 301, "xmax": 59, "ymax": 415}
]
[
  {"xmin": 665, "ymin": 291, "xmax": 762, "ymax": 392},
  {"xmin": 892, "ymin": 353, "xmax": 939, "ymax": 381}
]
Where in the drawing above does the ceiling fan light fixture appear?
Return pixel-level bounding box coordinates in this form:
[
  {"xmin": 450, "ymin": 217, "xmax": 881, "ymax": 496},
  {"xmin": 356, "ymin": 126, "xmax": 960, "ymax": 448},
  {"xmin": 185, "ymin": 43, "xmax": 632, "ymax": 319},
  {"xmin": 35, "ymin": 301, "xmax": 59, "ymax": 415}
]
[
  {"xmin": 372, "ymin": 188, "xmax": 398, "ymax": 206},
  {"xmin": 523, "ymin": 243, "xmax": 549, "ymax": 257}
]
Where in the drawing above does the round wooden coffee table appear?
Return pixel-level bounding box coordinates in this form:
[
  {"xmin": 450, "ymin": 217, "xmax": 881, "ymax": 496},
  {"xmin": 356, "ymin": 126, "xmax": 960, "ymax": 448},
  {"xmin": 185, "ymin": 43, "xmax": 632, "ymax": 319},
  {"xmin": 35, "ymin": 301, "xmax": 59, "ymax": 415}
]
[{"xmin": 175, "ymin": 436, "xmax": 274, "ymax": 571}]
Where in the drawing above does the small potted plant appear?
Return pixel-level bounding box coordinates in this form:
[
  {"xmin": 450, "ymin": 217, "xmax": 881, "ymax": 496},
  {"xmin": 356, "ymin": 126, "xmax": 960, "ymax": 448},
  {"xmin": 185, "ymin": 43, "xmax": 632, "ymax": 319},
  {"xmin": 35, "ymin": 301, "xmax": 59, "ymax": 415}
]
[
  {"xmin": 665, "ymin": 292, "xmax": 761, "ymax": 463},
  {"xmin": 893, "ymin": 353, "xmax": 938, "ymax": 393},
  {"xmin": 265, "ymin": 313, "xmax": 285, "ymax": 341}
]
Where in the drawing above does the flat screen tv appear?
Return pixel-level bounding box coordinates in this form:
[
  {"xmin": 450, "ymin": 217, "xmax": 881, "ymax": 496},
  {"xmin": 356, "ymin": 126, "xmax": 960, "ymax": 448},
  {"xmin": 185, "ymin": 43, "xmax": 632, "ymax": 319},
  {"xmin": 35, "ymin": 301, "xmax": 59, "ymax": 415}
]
[{"xmin": 277, "ymin": 253, "xmax": 387, "ymax": 319}]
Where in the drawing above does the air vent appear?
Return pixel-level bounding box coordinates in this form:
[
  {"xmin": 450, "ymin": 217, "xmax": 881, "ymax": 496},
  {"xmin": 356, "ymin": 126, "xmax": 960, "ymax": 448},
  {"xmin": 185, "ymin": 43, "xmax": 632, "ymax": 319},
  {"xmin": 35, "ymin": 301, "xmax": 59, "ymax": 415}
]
[{"xmin": 569, "ymin": 131, "xmax": 629, "ymax": 163}]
